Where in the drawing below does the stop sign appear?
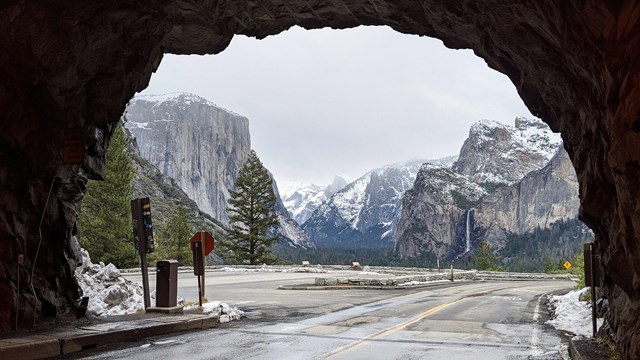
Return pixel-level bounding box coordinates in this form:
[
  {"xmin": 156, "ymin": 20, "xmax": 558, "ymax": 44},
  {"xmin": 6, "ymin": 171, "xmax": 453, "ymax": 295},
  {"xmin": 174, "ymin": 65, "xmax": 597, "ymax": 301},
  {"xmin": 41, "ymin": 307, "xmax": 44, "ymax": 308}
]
[{"xmin": 190, "ymin": 231, "xmax": 215, "ymax": 255}]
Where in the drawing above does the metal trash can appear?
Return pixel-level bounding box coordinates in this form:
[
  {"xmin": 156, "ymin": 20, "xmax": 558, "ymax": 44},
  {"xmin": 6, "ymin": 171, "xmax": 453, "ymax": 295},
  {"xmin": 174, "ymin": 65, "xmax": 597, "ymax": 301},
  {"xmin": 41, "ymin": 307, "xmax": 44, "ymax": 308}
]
[{"xmin": 156, "ymin": 260, "xmax": 178, "ymax": 307}]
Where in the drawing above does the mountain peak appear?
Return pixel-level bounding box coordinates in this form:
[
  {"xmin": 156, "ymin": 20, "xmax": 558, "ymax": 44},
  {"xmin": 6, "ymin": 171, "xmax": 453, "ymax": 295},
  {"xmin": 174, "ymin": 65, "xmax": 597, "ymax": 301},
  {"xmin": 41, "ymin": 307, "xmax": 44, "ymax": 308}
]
[
  {"xmin": 131, "ymin": 92, "xmax": 242, "ymax": 117},
  {"xmin": 453, "ymin": 117, "xmax": 562, "ymax": 184}
]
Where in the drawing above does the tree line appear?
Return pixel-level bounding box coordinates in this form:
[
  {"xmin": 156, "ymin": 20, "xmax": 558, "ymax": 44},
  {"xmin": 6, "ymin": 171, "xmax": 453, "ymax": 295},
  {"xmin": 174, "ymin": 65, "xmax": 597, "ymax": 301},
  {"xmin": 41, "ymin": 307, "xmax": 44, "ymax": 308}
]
[
  {"xmin": 77, "ymin": 121, "xmax": 280, "ymax": 268},
  {"xmin": 77, "ymin": 120, "xmax": 591, "ymax": 272}
]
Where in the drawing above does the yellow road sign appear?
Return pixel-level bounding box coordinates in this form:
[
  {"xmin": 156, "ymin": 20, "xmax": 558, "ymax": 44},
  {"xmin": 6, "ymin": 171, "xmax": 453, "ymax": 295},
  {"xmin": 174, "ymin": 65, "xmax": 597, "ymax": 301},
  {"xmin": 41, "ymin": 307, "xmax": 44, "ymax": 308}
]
[{"xmin": 563, "ymin": 261, "xmax": 572, "ymax": 270}]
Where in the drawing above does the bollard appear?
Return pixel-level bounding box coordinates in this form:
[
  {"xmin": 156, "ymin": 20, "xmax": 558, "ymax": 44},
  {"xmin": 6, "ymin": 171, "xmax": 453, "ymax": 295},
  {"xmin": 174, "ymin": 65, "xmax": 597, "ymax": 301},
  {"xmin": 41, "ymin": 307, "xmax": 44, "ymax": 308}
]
[{"xmin": 450, "ymin": 264, "xmax": 454, "ymax": 282}]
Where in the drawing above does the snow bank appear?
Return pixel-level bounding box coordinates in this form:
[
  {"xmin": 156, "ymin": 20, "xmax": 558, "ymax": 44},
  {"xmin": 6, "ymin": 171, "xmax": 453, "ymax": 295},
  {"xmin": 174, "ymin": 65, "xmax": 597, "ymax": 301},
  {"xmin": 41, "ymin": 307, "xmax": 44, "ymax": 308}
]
[
  {"xmin": 185, "ymin": 301, "xmax": 245, "ymax": 323},
  {"xmin": 546, "ymin": 288, "xmax": 603, "ymax": 337},
  {"xmin": 398, "ymin": 279, "xmax": 451, "ymax": 286},
  {"xmin": 75, "ymin": 249, "xmax": 145, "ymax": 316},
  {"xmin": 76, "ymin": 249, "xmax": 242, "ymax": 323}
]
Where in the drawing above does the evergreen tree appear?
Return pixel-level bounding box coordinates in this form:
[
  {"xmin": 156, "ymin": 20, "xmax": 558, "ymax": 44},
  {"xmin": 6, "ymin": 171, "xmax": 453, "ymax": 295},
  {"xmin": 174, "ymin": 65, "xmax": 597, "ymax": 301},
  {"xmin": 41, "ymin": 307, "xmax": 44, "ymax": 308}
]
[
  {"xmin": 77, "ymin": 121, "xmax": 138, "ymax": 268},
  {"xmin": 475, "ymin": 240, "xmax": 500, "ymax": 271},
  {"xmin": 226, "ymin": 150, "xmax": 280, "ymax": 265},
  {"xmin": 160, "ymin": 205, "xmax": 192, "ymax": 265}
]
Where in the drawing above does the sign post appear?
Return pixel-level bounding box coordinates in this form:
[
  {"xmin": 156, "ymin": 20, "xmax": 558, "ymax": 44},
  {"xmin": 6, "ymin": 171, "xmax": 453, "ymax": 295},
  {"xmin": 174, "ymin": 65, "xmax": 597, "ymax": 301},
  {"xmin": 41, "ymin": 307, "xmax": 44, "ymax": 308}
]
[
  {"xmin": 192, "ymin": 241, "xmax": 204, "ymax": 306},
  {"xmin": 190, "ymin": 231, "xmax": 215, "ymax": 306},
  {"xmin": 131, "ymin": 198, "xmax": 155, "ymax": 309},
  {"xmin": 584, "ymin": 242, "xmax": 602, "ymax": 338}
]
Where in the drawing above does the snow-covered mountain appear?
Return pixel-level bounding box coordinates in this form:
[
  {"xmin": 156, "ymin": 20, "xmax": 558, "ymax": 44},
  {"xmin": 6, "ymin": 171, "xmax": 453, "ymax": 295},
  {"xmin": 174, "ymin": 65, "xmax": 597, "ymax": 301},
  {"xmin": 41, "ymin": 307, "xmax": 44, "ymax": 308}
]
[
  {"xmin": 302, "ymin": 159, "xmax": 441, "ymax": 248},
  {"xmin": 452, "ymin": 117, "xmax": 562, "ymax": 184},
  {"xmin": 395, "ymin": 117, "xmax": 580, "ymax": 261},
  {"xmin": 281, "ymin": 176, "xmax": 348, "ymax": 225}
]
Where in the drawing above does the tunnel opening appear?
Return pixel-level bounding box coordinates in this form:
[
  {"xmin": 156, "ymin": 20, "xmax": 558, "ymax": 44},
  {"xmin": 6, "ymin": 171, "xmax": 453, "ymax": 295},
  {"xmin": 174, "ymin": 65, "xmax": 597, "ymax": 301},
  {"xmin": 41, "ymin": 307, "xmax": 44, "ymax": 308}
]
[
  {"xmin": 0, "ymin": 1, "xmax": 638, "ymax": 357},
  {"xmin": 118, "ymin": 25, "xmax": 588, "ymax": 272}
]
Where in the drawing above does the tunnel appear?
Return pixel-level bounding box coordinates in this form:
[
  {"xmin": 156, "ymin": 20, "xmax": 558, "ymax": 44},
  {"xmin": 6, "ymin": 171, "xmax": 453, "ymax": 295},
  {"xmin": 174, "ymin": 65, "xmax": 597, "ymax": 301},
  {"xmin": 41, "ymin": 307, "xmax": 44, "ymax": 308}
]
[{"xmin": 0, "ymin": 1, "xmax": 639, "ymax": 357}]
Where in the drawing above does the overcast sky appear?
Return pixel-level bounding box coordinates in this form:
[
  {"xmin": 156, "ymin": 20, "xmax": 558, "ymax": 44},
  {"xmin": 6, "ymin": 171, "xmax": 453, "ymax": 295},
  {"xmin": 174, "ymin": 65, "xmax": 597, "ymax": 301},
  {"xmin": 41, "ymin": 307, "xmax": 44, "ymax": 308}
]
[{"xmin": 140, "ymin": 25, "xmax": 533, "ymax": 188}]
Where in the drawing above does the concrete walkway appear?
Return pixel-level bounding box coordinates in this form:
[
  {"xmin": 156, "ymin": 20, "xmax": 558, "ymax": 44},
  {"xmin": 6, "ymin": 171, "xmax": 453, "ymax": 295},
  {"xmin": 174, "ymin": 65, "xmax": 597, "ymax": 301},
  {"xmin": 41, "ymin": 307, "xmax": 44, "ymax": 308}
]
[{"xmin": 0, "ymin": 313, "xmax": 218, "ymax": 360}]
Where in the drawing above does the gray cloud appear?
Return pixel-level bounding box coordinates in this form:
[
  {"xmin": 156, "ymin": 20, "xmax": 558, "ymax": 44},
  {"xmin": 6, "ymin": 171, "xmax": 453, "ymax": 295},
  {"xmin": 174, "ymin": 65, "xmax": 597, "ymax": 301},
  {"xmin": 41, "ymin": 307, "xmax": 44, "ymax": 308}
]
[{"xmin": 140, "ymin": 25, "xmax": 533, "ymax": 187}]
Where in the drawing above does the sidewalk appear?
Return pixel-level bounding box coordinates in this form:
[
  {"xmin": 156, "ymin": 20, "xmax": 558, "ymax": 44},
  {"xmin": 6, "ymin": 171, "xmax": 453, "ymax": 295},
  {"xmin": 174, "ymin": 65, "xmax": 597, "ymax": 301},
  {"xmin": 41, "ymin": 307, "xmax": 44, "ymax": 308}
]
[{"xmin": 0, "ymin": 312, "xmax": 219, "ymax": 360}]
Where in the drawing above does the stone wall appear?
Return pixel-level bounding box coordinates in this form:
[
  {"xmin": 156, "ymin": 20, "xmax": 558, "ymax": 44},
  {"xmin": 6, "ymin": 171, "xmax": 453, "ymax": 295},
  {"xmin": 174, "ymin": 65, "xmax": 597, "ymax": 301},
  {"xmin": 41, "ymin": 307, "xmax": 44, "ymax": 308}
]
[{"xmin": 0, "ymin": 1, "xmax": 639, "ymax": 357}]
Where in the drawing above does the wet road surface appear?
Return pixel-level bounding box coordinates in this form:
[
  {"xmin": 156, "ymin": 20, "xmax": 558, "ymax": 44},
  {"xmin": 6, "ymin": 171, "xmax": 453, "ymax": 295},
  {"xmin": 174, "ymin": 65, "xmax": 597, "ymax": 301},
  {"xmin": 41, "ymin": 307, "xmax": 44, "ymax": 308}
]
[{"xmin": 74, "ymin": 273, "xmax": 572, "ymax": 359}]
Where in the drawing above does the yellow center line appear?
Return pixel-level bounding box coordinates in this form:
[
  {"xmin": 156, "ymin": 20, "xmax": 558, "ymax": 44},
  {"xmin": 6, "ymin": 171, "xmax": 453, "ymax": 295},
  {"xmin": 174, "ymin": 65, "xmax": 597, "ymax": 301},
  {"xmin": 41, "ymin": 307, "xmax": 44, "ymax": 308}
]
[
  {"xmin": 321, "ymin": 285, "xmax": 518, "ymax": 359},
  {"xmin": 323, "ymin": 299, "xmax": 463, "ymax": 358}
]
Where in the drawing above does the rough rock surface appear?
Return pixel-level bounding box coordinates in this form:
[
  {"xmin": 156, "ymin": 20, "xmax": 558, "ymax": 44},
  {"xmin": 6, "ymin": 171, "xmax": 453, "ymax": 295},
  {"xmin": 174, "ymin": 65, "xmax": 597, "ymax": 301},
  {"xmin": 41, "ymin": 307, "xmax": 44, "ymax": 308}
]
[{"xmin": 0, "ymin": 1, "xmax": 639, "ymax": 357}]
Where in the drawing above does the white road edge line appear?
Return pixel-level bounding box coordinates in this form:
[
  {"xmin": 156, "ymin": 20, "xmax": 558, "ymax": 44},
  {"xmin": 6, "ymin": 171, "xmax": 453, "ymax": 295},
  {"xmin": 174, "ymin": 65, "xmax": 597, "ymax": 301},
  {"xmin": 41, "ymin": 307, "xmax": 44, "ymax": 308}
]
[{"xmin": 530, "ymin": 293, "xmax": 544, "ymax": 357}]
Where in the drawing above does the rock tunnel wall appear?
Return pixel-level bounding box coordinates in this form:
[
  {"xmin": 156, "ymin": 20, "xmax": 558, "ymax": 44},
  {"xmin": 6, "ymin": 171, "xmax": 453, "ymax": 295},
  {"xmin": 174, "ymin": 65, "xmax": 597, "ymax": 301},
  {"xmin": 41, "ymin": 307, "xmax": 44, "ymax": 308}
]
[{"xmin": 0, "ymin": 0, "xmax": 639, "ymax": 357}]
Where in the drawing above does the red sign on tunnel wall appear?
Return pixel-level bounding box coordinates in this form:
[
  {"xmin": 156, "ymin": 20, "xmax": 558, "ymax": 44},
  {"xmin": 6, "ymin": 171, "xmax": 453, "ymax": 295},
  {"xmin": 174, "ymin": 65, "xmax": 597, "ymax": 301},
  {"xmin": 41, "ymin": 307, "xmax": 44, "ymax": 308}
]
[{"xmin": 63, "ymin": 127, "xmax": 85, "ymax": 164}]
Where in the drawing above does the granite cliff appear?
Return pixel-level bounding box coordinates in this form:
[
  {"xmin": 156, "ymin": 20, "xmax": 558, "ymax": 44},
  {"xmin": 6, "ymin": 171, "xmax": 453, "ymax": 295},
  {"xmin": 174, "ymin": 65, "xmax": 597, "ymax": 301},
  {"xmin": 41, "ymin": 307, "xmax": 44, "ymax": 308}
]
[
  {"xmin": 125, "ymin": 93, "xmax": 312, "ymax": 248},
  {"xmin": 395, "ymin": 118, "xmax": 580, "ymax": 260}
]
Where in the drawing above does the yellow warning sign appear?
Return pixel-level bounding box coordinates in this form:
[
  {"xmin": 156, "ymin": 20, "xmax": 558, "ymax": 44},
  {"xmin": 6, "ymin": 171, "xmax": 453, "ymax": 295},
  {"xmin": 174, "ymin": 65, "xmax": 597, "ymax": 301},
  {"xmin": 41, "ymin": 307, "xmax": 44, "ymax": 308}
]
[{"xmin": 563, "ymin": 261, "xmax": 572, "ymax": 270}]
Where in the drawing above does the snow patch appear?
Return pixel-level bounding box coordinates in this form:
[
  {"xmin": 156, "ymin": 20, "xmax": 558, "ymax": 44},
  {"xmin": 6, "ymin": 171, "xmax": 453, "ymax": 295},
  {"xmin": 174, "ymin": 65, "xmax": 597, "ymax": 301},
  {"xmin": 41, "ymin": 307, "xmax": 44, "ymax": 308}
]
[
  {"xmin": 128, "ymin": 122, "xmax": 150, "ymax": 130},
  {"xmin": 546, "ymin": 288, "xmax": 603, "ymax": 337},
  {"xmin": 398, "ymin": 279, "xmax": 451, "ymax": 286},
  {"xmin": 220, "ymin": 265, "xmax": 329, "ymax": 273},
  {"xmin": 184, "ymin": 301, "xmax": 245, "ymax": 322},
  {"xmin": 74, "ymin": 249, "xmax": 145, "ymax": 316},
  {"xmin": 131, "ymin": 92, "xmax": 243, "ymax": 117}
]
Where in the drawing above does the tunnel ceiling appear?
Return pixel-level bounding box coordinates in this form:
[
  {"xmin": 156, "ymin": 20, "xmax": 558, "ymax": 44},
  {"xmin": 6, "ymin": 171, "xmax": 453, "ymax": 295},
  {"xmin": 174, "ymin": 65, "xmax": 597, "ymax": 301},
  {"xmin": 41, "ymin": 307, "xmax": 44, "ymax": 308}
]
[{"xmin": 0, "ymin": 0, "xmax": 639, "ymax": 357}]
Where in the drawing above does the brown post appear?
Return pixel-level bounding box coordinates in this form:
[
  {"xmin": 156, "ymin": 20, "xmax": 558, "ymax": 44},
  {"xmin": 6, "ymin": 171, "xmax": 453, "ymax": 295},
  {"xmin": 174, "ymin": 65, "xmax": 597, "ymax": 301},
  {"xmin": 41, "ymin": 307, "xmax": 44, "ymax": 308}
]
[
  {"xmin": 590, "ymin": 243, "xmax": 597, "ymax": 338},
  {"xmin": 584, "ymin": 242, "xmax": 598, "ymax": 338},
  {"xmin": 131, "ymin": 198, "xmax": 152, "ymax": 309},
  {"xmin": 450, "ymin": 264, "xmax": 454, "ymax": 282},
  {"xmin": 201, "ymin": 231, "xmax": 206, "ymax": 298}
]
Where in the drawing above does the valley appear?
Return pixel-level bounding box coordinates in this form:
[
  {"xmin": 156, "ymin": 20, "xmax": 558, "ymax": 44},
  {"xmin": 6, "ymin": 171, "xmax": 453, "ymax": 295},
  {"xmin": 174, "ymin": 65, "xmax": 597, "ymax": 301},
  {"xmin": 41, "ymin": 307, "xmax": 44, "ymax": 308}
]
[{"xmin": 123, "ymin": 92, "xmax": 589, "ymax": 272}]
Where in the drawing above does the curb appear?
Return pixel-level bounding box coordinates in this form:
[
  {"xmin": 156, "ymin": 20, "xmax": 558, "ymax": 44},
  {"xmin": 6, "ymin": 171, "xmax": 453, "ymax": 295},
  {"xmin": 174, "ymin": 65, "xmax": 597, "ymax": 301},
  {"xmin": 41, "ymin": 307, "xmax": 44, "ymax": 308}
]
[
  {"xmin": 0, "ymin": 315, "xmax": 219, "ymax": 360},
  {"xmin": 568, "ymin": 338, "xmax": 612, "ymax": 360}
]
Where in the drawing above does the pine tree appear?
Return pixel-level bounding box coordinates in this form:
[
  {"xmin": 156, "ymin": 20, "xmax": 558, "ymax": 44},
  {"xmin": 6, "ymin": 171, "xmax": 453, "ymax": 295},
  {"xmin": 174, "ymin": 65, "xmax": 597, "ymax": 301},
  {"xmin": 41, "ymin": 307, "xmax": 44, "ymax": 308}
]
[
  {"xmin": 77, "ymin": 121, "xmax": 138, "ymax": 268},
  {"xmin": 475, "ymin": 240, "xmax": 500, "ymax": 271},
  {"xmin": 160, "ymin": 205, "xmax": 192, "ymax": 265},
  {"xmin": 226, "ymin": 150, "xmax": 280, "ymax": 265}
]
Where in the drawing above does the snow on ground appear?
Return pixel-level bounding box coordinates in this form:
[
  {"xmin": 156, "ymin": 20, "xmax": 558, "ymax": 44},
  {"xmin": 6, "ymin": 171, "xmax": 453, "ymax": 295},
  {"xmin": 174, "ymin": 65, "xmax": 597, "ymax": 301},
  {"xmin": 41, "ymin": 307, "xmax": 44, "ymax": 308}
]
[
  {"xmin": 398, "ymin": 279, "xmax": 451, "ymax": 286},
  {"xmin": 185, "ymin": 301, "xmax": 244, "ymax": 323},
  {"xmin": 220, "ymin": 264, "xmax": 329, "ymax": 273},
  {"xmin": 75, "ymin": 249, "xmax": 244, "ymax": 323},
  {"xmin": 546, "ymin": 287, "xmax": 604, "ymax": 337},
  {"xmin": 75, "ymin": 249, "xmax": 145, "ymax": 316},
  {"xmin": 358, "ymin": 271, "xmax": 382, "ymax": 275}
]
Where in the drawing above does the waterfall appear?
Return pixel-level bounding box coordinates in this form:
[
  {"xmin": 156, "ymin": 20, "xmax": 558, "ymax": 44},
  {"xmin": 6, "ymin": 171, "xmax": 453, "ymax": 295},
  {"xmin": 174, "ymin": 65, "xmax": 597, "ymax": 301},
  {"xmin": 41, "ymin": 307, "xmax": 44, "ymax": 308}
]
[{"xmin": 465, "ymin": 210, "xmax": 472, "ymax": 253}]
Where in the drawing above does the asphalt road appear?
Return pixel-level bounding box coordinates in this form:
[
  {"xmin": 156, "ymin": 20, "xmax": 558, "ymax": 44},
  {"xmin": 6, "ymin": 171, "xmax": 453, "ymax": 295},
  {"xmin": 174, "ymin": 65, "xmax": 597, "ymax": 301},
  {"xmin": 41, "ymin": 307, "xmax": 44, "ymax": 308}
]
[{"xmin": 79, "ymin": 271, "xmax": 573, "ymax": 359}]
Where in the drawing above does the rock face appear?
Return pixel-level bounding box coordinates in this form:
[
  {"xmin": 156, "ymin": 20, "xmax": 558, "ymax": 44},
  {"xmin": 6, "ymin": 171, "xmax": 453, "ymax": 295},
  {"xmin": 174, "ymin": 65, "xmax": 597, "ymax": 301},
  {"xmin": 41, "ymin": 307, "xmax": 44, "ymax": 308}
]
[
  {"xmin": 395, "ymin": 119, "xmax": 578, "ymax": 260},
  {"xmin": 452, "ymin": 117, "xmax": 562, "ymax": 184},
  {"xmin": 303, "ymin": 161, "xmax": 424, "ymax": 248},
  {"xmin": 125, "ymin": 93, "xmax": 250, "ymax": 224},
  {"xmin": 271, "ymin": 176, "xmax": 315, "ymax": 249},
  {"xmin": 127, "ymin": 132, "xmax": 226, "ymax": 263},
  {"xmin": 394, "ymin": 164, "xmax": 486, "ymax": 259},
  {"xmin": 475, "ymin": 148, "xmax": 581, "ymax": 247},
  {"xmin": 125, "ymin": 93, "xmax": 312, "ymax": 248},
  {"xmin": 1, "ymin": 2, "xmax": 640, "ymax": 358}
]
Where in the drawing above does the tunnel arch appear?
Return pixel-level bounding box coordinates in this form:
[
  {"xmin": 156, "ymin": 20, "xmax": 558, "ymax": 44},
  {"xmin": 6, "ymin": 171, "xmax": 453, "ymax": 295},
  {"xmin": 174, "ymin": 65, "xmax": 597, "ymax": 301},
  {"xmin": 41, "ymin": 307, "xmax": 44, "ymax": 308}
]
[{"xmin": 0, "ymin": 1, "xmax": 638, "ymax": 357}]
